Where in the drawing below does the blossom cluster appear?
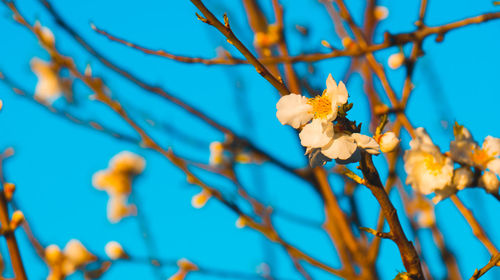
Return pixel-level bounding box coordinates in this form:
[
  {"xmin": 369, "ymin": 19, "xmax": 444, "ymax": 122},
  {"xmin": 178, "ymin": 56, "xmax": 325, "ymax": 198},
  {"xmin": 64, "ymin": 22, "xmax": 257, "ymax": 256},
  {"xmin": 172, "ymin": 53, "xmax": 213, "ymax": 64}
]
[
  {"xmin": 44, "ymin": 240, "xmax": 96, "ymax": 280},
  {"xmin": 276, "ymin": 74, "xmax": 398, "ymax": 166},
  {"xmin": 404, "ymin": 125, "xmax": 500, "ymax": 203},
  {"xmin": 92, "ymin": 151, "xmax": 145, "ymax": 222}
]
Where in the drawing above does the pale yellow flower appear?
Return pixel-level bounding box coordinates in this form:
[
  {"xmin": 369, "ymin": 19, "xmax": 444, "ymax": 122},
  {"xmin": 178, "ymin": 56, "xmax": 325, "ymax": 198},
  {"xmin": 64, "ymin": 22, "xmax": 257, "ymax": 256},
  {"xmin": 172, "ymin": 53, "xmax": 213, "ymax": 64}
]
[
  {"xmin": 404, "ymin": 128, "xmax": 453, "ymax": 195},
  {"xmin": 31, "ymin": 58, "xmax": 62, "ymax": 103},
  {"xmin": 450, "ymin": 125, "xmax": 500, "ymax": 176},
  {"xmin": 107, "ymin": 195, "xmax": 136, "ymax": 223}
]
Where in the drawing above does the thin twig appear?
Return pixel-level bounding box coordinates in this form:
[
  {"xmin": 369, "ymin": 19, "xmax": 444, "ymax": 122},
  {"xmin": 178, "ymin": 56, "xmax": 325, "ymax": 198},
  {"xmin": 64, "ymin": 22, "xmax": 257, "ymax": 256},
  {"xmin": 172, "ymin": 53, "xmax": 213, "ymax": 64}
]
[{"xmin": 189, "ymin": 0, "xmax": 290, "ymax": 96}]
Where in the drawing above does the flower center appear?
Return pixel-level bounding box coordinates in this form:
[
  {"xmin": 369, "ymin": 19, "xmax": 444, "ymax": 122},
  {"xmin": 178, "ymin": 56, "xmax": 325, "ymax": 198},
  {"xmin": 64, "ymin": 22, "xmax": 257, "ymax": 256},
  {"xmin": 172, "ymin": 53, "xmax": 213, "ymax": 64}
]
[
  {"xmin": 471, "ymin": 148, "xmax": 493, "ymax": 168},
  {"xmin": 423, "ymin": 153, "xmax": 444, "ymax": 176},
  {"xmin": 308, "ymin": 94, "xmax": 332, "ymax": 119}
]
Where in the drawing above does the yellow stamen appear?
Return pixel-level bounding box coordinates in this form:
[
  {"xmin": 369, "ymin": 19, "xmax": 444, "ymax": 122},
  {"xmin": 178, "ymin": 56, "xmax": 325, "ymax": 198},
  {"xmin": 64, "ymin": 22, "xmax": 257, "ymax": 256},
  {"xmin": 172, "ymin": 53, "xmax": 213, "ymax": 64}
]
[
  {"xmin": 471, "ymin": 148, "xmax": 493, "ymax": 168},
  {"xmin": 307, "ymin": 93, "xmax": 332, "ymax": 119},
  {"xmin": 423, "ymin": 154, "xmax": 444, "ymax": 176}
]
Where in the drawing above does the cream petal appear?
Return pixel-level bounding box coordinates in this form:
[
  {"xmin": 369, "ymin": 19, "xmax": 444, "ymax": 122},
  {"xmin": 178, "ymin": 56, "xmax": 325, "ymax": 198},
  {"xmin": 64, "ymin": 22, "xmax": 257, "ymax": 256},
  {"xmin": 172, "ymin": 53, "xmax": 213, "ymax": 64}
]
[
  {"xmin": 487, "ymin": 158, "xmax": 500, "ymax": 176},
  {"xmin": 276, "ymin": 94, "xmax": 313, "ymax": 129},
  {"xmin": 483, "ymin": 136, "xmax": 500, "ymax": 157},
  {"xmin": 321, "ymin": 133, "xmax": 357, "ymax": 160},
  {"xmin": 325, "ymin": 74, "xmax": 338, "ymax": 97},
  {"xmin": 410, "ymin": 127, "xmax": 439, "ymax": 154},
  {"xmin": 352, "ymin": 133, "xmax": 380, "ymax": 155},
  {"xmin": 333, "ymin": 81, "xmax": 348, "ymax": 106},
  {"xmin": 299, "ymin": 119, "xmax": 333, "ymax": 148}
]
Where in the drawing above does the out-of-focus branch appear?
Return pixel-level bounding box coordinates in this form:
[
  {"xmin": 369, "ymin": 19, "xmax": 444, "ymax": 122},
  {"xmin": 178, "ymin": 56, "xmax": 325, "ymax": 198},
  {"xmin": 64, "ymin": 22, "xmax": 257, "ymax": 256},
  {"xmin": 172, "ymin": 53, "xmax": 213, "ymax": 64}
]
[
  {"xmin": 190, "ymin": 0, "xmax": 290, "ymax": 96},
  {"xmin": 90, "ymin": 11, "xmax": 500, "ymax": 65},
  {"xmin": 271, "ymin": 0, "xmax": 301, "ymax": 94},
  {"xmin": 0, "ymin": 151, "xmax": 27, "ymax": 280},
  {"xmin": 39, "ymin": 0, "xmax": 312, "ymax": 187},
  {"xmin": 450, "ymin": 195, "xmax": 498, "ymax": 256},
  {"xmin": 0, "ymin": 71, "xmax": 140, "ymax": 145}
]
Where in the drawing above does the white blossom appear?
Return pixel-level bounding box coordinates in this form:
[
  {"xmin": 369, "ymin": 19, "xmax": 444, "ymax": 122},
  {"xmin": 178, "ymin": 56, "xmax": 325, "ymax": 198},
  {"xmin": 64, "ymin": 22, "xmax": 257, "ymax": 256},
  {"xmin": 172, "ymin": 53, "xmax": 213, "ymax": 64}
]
[
  {"xmin": 404, "ymin": 128, "xmax": 454, "ymax": 195},
  {"xmin": 352, "ymin": 133, "xmax": 380, "ymax": 155},
  {"xmin": 450, "ymin": 126, "xmax": 500, "ymax": 176},
  {"xmin": 31, "ymin": 58, "xmax": 62, "ymax": 103},
  {"xmin": 378, "ymin": 131, "xmax": 400, "ymax": 153},
  {"xmin": 105, "ymin": 241, "xmax": 127, "ymax": 260}
]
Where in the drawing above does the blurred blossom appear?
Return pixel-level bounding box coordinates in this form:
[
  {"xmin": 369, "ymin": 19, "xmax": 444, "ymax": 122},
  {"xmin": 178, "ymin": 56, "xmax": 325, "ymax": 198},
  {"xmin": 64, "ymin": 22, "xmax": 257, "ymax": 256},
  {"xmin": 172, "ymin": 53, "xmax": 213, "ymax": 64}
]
[
  {"xmin": 34, "ymin": 21, "xmax": 55, "ymax": 47},
  {"xmin": 450, "ymin": 124, "xmax": 500, "ymax": 179},
  {"xmin": 109, "ymin": 151, "xmax": 146, "ymax": 175},
  {"xmin": 235, "ymin": 216, "xmax": 246, "ymax": 228},
  {"xmin": 452, "ymin": 167, "xmax": 474, "ymax": 191},
  {"xmin": 411, "ymin": 197, "xmax": 435, "ymax": 228},
  {"xmin": 254, "ymin": 24, "xmax": 281, "ymax": 52},
  {"xmin": 388, "ymin": 53, "xmax": 405, "ymax": 69},
  {"xmin": 31, "ymin": 58, "xmax": 62, "ymax": 103},
  {"xmin": 341, "ymin": 37, "xmax": 355, "ymax": 49},
  {"xmin": 209, "ymin": 141, "xmax": 225, "ymax": 166},
  {"xmin": 479, "ymin": 170, "xmax": 500, "ymax": 194},
  {"xmin": 107, "ymin": 194, "xmax": 137, "ymax": 223},
  {"xmin": 404, "ymin": 128, "xmax": 454, "ymax": 195},
  {"xmin": 92, "ymin": 151, "xmax": 144, "ymax": 223},
  {"xmin": 191, "ymin": 189, "xmax": 211, "ymax": 209},
  {"xmin": 44, "ymin": 240, "xmax": 96, "ymax": 280},
  {"xmin": 374, "ymin": 6, "xmax": 389, "ymax": 21},
  {"xmin": 105, "ymin": 241, "xmax": 127, "ymax": 260},
  {"xmin": 9, "ymin": 210, "xmax": 24, "ymax": 229},
  {"xmin": 168, "ymin": 258, "xmax": 198, "ymax": 280}
]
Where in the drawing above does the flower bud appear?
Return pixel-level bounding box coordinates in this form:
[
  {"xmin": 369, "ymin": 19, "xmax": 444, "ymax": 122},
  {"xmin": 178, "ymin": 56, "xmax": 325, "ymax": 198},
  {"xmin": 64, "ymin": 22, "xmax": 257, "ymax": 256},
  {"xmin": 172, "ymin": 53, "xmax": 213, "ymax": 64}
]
[
  {"xmin": 64, "ymin": 239, "xmax": 96, "ymax": 267},
  {"xmin": 235, "ymin": 216, "xmax": 246, "ymax": 229},
  {"xmin": 177, "ymin": 258, "xmax": 198, "ymax": 272},
  {"xmin": 3, "ymin": 182, "xmax": 16, "ymax": 201},
  {"xmin": 378, "ymin": 132, "xmax": 400, "ymax": 153},
  {"xmin": 342, "ymin": 37, "xmax": 354, "ymax": 49},
  {"xmin": 374, "ymin": 6, "xmax": 389, "ymax": 21},
  {"xmin": 45, "ymin": 244, "xmax": 63, "ymax": 264},
  {"xmin": 452, "ymin": 167, "xmax": 473, "ymax": 190},
  {"xmin": 388, "ymin": 53, "xmax": 405, "ymax": 69},
  {"xmin": 479, "ymin": 171, "xmax": 500, "ymax": 194},
  {"xmin": 191, "ymin": 190, "xmax": 211, "ymax": 209},
  {"xmin": 35, "ymin": 21, "xmax": 55, "ymax": 47},
  {"xmin": 209, "ymin": 142, "xmax": 224, "ymax": 166},
  {"xmin": 105, "ymin": 241, "xmax": 127, "ymax": 260},
  {"xmin": 10, "ymin": 210, "xmax": 24, "ymax": 229}
]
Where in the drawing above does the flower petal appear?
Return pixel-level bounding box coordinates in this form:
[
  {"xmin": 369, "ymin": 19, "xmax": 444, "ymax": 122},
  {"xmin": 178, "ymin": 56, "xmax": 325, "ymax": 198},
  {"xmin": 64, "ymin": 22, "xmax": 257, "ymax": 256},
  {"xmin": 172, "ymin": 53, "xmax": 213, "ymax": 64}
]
[
  {"xmin": 325, "ymin": 74, "xmax": 337, "ymax": 97},
  {"xmin": 487, "ymin": 158, "xmax": 500, "ymax": 176},
  {"xmin": 299, "ymin": 119, "xmax": 333, "ymax": 148},
  {"xmin": 276, "ymin": 94, "xmax": 313, "ymax": 129},
  {"xmin": 352, "ymin": 133, "xmax": 380, "ymax": 155},
  {"xmin": 333, "ymin": 81, "xmax": 348, "ymax": 106},
  {"xmin": 483, "ymin": 136, "xmax": 500, "ymax": 157},
  {"xmin": 321, "ymin": 133, "xmax": 357, "ymax": 160}
]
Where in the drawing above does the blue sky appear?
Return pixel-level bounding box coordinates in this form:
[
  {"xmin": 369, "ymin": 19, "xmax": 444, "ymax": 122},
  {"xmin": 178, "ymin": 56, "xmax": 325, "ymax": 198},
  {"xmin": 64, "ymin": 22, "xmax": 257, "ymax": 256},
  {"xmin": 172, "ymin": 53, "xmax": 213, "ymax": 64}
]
[{"xmin": 0, "ymin": 0, "xmax": 500, "ymax": 279}]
